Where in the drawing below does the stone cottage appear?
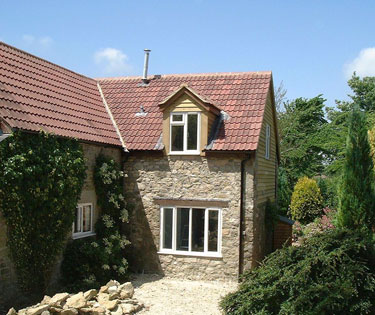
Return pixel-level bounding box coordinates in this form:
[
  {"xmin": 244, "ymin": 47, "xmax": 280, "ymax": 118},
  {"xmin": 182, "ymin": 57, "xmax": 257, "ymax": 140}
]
[{"xmin": 0, "ymin": 41, "xmax": 279, "ymax": 289}]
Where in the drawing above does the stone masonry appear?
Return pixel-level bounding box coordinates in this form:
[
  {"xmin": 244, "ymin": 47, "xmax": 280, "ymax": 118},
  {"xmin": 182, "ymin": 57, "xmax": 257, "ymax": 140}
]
[{"xmin": 124, "ymin": 154, "xmax": 255, "ymax": 280}]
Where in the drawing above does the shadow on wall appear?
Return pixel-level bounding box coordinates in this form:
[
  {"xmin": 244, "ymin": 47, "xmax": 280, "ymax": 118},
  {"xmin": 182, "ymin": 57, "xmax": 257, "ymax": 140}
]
[{"xmin": 123, "ymin": 157, "xmax": 168, "ymax": 275}]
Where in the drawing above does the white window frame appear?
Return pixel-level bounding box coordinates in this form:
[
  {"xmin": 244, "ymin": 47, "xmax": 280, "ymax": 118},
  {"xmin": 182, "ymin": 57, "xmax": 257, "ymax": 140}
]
[
  {"xmin": 72, "ymin": 203, "xmax": 95, "ymax": 239},
  {"xmin": 158, "ymin": 206, "xmax": 222, "ymax": 258},
  {"xmin": 265, "ymin": 123, "xmax": 271, "ymax": 160},
  {"xmin": 169, "ymin": 112, "xmax": 201, "ymax": 155}
]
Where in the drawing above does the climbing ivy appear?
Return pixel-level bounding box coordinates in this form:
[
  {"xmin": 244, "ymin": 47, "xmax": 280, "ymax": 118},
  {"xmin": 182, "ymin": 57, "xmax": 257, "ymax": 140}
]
[
  {"xmin": 0, "ymin": 131, "xmax": 86, "ymax": 293},
  {"xmin": 61, "ymin": 154, "xmax": 129, "ymax": 290}
]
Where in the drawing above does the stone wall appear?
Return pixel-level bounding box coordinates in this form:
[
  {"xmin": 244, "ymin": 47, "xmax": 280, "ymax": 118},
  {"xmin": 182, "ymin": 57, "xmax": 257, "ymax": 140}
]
[
  {"xmin": 0, "ymin": 141, "xmax": 122, "ymax": 302},
  {"xmin": 124, "ymin": 154, "xmax": 247, "ymax": 280}
]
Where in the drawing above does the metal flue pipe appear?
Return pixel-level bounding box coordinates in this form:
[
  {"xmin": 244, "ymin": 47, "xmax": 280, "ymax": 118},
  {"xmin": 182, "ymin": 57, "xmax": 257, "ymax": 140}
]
[{"xmin": 142, "ymin": 49, "xmax": 151, "ymax": 83}]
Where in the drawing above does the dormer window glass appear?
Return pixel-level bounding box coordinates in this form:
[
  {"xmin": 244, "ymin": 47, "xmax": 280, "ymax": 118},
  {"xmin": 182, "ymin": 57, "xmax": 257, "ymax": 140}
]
[{"xmin": 170, "ymin": 112, "xmax": 200, "ymax": 154}]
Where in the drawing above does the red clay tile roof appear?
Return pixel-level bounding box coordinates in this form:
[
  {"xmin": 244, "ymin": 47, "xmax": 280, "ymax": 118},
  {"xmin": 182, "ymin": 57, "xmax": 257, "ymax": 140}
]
[
  {"xmin": 98, "ymin": 72, "xmax": 272, "ymax": 151},
  {"xmin": 0, "ymin": 42, "xmax": 121, "ymax": 146}
]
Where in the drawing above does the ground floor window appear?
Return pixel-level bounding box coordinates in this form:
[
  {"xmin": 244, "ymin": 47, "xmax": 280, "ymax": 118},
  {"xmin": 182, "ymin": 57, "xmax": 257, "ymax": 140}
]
[
  {"xmin": 73, "ymin": 203, "xmax": 94, "ymax": 239},
  {"xmin": 159, "ymin": 206, "xmax": 222, "ymax": 257}
]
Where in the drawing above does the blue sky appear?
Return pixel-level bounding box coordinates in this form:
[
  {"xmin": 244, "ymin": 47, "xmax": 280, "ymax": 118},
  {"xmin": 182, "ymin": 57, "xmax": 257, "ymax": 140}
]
[{"xmin": 1, "ymin": 1, "xmax": 375, "ymax": 109}]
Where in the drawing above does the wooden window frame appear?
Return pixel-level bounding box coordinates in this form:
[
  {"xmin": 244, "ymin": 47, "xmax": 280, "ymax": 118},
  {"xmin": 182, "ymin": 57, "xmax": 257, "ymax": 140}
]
[
  {"xmin": 169, "ymin": 112, "xmax": 201, "ymax": 155},
  {"xmin": 72, "ymin": 203, "xmax": 95, "ymax": 239},
  {"xmin": 159, "ymin": 206, "xmax": 222, "ymax": 258}
]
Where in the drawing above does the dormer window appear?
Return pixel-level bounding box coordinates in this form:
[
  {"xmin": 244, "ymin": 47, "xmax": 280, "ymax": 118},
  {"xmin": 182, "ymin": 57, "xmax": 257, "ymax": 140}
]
[{"xmin": 170, "ymin": 112, "xmax": 200, "ymax": 154}]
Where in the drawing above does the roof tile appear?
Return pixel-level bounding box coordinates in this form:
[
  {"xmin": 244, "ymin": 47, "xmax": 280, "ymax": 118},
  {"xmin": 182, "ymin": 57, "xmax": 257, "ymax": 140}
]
[
  {"xmin": 0, "ymin": 42, "xmax": 121, "ymax": 146},
  {"xmin": 98, "ymin": 72, "xmax": 272, "ymax": 151}
]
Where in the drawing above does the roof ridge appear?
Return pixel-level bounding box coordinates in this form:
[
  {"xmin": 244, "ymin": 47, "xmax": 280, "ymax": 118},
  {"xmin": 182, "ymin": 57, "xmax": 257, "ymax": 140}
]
[
  {"xmin": 96, "ymin": 71, "xmax": 272, "ymax": 81},
  {"xmin": 0, "ymin": 41, "xmax": 95, "ymax": 83}
]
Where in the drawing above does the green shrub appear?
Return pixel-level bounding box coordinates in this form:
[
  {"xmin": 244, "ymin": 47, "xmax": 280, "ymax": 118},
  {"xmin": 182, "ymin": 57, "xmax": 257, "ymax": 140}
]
[
  {"xmin": 61, "ymin": 154, "xmax": 129, "ymax": 291},
  {"xmin": 0, "ymin": 131, "xmax": 86, "ymax": 293},
  {"xmin": 277, "ymin": 167, "xmax": 293, "ymax": 216},
  {"xmin": 290, "ymin": 177, "xmax": 323, "ymax": 224},
  {"xmin": 221, "ymin": 229, "xmax": 375, "ymax": 315},
  {"xmin": 316, "ymin": 176, "xmax": 339, "ymax": 209}
]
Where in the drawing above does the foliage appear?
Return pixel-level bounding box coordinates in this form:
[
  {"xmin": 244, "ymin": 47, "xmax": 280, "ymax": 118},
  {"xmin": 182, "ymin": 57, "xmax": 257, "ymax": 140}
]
[
  {"xmin": 316, "ymin": 176, "xmax": 339, "ymax": 209},
  {"xmin": 220, "ymin": 229, "xmax": 375, "ymax": 315},
  {"xmin": 290, "ymin": 177, "xmax": 323, "ymax": 224},
  {"xmin": 368, "ymin": 126, "xmax": 375, "ymax": 168},
  {"xmin": 276, "ymin": 167, "xmax": 292, "ymax": 216},
  {"xmin": 347, "ymin": 73, "xmax": 375, "ymax": 112},
  {"xmin": 61, "ymin": 154, "xmax": 129, "ymax": 291},
  {"xmin": 292, "ymin": 207, "xmax": 336, "ymax": 244},
  {"xmin": 0, "ymin": 131, "xmax": 86, "ymax": 293},
  {"xmin": 278, "ymin": 96, "xmax": 327, "ymax": 182},
  {"xmin": 337, "ymin": 106, "xmax": 375, "ymax": 230}
]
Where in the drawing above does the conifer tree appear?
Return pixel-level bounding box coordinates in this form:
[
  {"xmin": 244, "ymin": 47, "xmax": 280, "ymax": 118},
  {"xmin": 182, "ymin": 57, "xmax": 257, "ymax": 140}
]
[{"xmin": 337, "ymin": 105, "xmax": 375, "ymax": 229}]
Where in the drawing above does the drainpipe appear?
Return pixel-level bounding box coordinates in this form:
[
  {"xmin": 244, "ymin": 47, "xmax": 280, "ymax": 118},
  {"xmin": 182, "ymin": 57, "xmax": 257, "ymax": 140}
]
[{"xmin": 239, "ymin": 153, "xmax": 252, "ymax": 277}]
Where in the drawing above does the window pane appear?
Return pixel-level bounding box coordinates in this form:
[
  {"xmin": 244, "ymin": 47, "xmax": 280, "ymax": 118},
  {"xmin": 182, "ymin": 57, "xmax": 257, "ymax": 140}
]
[
  {"xmin": 208, "ymin": 210, "xmax": 219, "ymax": 252},
  {"xmin": 74, "ymin": 207, "xmax": 81, "ymax": 233},
  {"xmin": 171, "ymin": 125, "xmax": 184, "ymax": 151},
  {"xmin": 82, "ymin": 205, "xmax": 92, "ymax": 232},
  {"xmin": 172, "ymin": 114, "xmax": 183, "ymax": 122},
  {"xmin": 191, "ymin": 208, "xmax": 205, "ymax": 252},
  {"xmin": 176, "ymin": 208, "xmax": 189, "ymax": 251},
  {"xmin": 163, "ymin": 208, "xmax": 173, "ymax": 249},
  {"xmin": 187, "ymin": 114, "xmax": 198, "ymax": 150}
]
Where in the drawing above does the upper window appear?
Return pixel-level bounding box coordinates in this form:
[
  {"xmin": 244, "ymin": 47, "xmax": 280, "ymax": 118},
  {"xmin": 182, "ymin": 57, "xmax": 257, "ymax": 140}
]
[
  {"xmin": 73, "ymin": 203, "xmax": 94, "ymax": 239},
  {"xmin": 265, "ymin": 124, "xmax": 271, "ymax": 159},
  {"xmin": 170, "ymin": 112, "xmax": 200, "ymax": 154},
  {"xmin": 159, "ymin": 206, "xmax": 222, "ymax": 257}
]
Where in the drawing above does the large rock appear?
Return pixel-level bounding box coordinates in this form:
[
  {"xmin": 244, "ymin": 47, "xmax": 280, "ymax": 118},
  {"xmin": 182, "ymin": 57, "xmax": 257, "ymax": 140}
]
[
  {"xmin": 119, "ymin": 282, "xmax": 134, "ymax": 299},
  {"xmin": 108, "ymin": 286, "xmax": 118, "ymax": 294},
  {"xmin": 83, "ymin": 289, "xmax": 97, "ymax": 301},
  {"xmin": 65, "ymin": 292, "xmax": 87, "ymax": 309},
  {"xmin": 101, "ymin": 299, "xmax": 118, "ymax": 311},
  {"xmin": 121, "ymin": 303, "xmax": 136, "ymax": 314},
  {"xmin": 26, "ymin": 305, "xmax": 50, "ymax": 315},
  {"xmin": 97, "ymin": 292, "xmax": 110, "ymax": 305},
  {"xmin": 110, "ymin": 305, "xmax": 123, "ymax": 315},
  {"xmin": 6, "ymin": 308, "xmax": 17, "ymax": 315},
  {"xmin": 106, "ymin": 280, "xmax": 120, "ymax": 287},
  {"xmin": 40, "ymin": 296, "xmax": 51, "ymax": 305},
  {"xmin": 49, "ymin": 292, "xmax": 70, "ymax": 307},
  {"xmin": 99, "ymin": 286, "xmax": 109, "ymax": 294},
  {"xmin": 60, "ymin": 309, "xmax": 78, "ymax": 315},
  {"xmin": 91, "ymin": 306, "xmax": 106, "ymax": 315}
]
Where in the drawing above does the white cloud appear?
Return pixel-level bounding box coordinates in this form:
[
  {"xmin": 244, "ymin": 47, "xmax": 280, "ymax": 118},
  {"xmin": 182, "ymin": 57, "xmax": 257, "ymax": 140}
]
[
  {"xmin": 94, "ymin": 48, "xmax": 132, "ymax": 75},
  {"xmin": 22, "ymin": 34, "xmax": 35, "ymax": 44},
  {"xmin": 39, "ymin": 36, "xmax": 53, "ymax": 47},
  {"xmin": 22, "ymin": 34, "xmax": 53, "ymax": 47},
  {"xmin": 344, "ymin": 48, "xmax": 375, "ymax": 78}
]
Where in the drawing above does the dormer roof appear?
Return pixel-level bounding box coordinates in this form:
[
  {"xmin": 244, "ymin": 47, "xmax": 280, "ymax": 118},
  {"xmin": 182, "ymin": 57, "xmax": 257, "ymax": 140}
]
[{"xmin": 158, "ymin": 84, "xmax": 222, "ymax": 115}]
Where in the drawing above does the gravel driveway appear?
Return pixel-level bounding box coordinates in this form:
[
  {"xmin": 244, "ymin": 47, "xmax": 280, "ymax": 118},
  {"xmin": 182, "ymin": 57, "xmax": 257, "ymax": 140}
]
[{"xmin": 132, "ymin": 274, "xmax": 237, "ymax": 315}]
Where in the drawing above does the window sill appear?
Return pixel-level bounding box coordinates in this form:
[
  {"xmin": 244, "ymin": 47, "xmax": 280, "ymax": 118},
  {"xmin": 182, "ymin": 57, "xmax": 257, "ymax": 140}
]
[
  {"xmin": 72, "ymin": 232, "xmax": 96, "ymax": 240},
  {"xmin": 169, "ymin": 152, "xmax": 201, "ymax": 156},
  {"xmin": 158, "ymin": 250, "xmax": 222, "ymax": 258}
]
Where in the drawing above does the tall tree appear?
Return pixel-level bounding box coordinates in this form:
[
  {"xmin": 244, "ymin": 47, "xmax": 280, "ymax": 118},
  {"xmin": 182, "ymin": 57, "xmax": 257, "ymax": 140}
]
[
  {"xmin": 274, "ymin": 80, "xmax": 287, "ymax": 116},
  {"xmin": 324, "ymin": 73, "xmax": 375, "ymax": 174},
  {"xmin": 347, "ymin": 73, "xmax": 375, "ymax": 112},
  {"xmin": 279, "ymin": 95, "xmax": 327, "ymax": 181},
  {"xmin": 337, "ymin": 106, "xmax": 375, "ymax": 229}
]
